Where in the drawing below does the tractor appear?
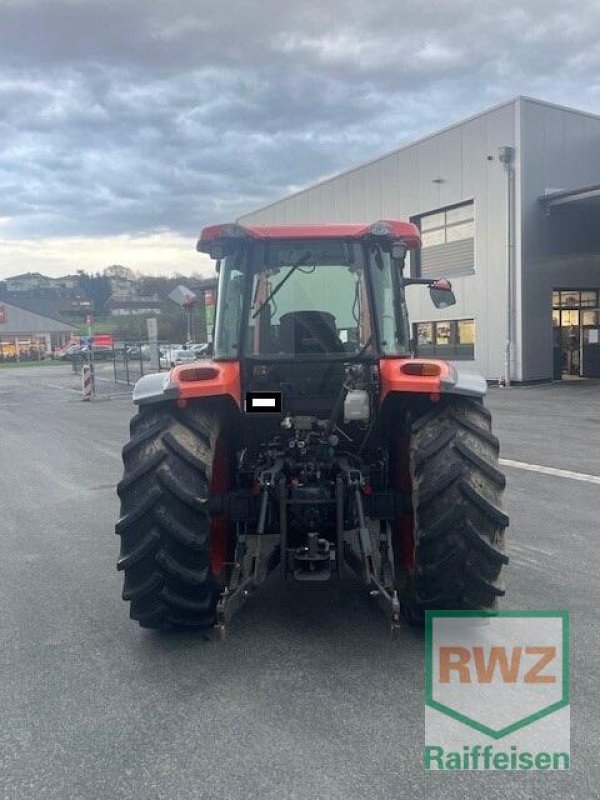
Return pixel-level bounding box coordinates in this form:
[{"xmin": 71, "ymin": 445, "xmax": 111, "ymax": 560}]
[{"xmin": 115, "ymin": 220, "xmax": 508, "ymax": 634}]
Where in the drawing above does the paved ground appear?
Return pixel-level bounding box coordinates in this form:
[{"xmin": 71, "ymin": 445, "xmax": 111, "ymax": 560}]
[
  {"xmin": 65, "ymin": 360, "xmax": 137, "ymax": 398},
  {"xmin": 1, "ymin": 365, "xmax": 598, "ymax": 799}
]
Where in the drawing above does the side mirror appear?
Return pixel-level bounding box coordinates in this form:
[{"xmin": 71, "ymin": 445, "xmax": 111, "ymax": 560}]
[{"xmin": 429, "ymin": 278, "xmax": 456, "ymax": 309}]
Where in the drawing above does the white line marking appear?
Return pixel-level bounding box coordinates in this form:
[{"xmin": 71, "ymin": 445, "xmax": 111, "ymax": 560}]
[
  {"xmin": 252, "ymin": 397, "xmax": 276, "ymax": 407},
  {"xmin": 500, "ymin": 458, "xmax": 600, "ymax": 485}
]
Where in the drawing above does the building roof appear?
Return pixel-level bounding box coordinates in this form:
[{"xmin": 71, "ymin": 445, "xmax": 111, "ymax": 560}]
[
  {"xmin": 0, "ymin": 294, "xmax": 76, "ymax": 327},
  {"xmin": 5, "ymin": 271, "xmax": 48, "ymax": 281}
]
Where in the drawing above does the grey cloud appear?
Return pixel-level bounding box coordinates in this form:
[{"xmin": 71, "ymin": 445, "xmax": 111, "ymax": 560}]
[{"xmin": 1, "ymin": 0, "xmax": 600, "ymax": 243}]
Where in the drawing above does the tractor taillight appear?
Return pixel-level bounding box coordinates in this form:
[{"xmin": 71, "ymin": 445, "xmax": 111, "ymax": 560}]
[
  {"xmin": 178, "ymin": 366, "xmax": 220, "ymax": 382},
  {"xmin": 400, "ymin": 362, "xmax": 442, "ymax": 377}
]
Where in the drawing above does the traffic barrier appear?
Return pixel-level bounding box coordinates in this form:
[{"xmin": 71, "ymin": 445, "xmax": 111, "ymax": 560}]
[{"xmin": 82, "ymin": 364, "xmax": 93, "ymax": 401}]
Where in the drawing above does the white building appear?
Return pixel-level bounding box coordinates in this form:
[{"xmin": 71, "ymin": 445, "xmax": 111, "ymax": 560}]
[{"xmin": 239, "ymin": 97, "xmax": 600, "ymax": 382}]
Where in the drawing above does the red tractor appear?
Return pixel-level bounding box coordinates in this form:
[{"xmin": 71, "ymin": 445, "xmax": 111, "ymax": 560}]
[{"xmin": 116, "ymin": 221, "xmax": 508, "ymax": 634}]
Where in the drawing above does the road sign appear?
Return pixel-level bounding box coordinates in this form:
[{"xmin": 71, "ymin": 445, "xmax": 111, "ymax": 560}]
[{"xmin": 146, "ymin": 317, "xmax": 158, "ymax": 341}]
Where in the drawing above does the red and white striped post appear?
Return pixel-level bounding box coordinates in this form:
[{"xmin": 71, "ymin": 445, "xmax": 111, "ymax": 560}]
[{"xmin": 82, "ymin": 363, "xmax": 93, "ymax": 401}]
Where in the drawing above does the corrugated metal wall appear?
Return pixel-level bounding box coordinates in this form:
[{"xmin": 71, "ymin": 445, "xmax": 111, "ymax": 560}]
[
  {"xmin": 419, "ymin": 239, "xmax": 474, "ymax": 278},
  {"xmin": 240, "ymin": 100, "xmax": 518, "ymax": 380}
]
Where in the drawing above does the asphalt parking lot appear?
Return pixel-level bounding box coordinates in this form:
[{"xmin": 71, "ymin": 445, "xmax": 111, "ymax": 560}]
[{"xmin": 1, "ymin": 365, "xmax": 598, "ymax": 799}]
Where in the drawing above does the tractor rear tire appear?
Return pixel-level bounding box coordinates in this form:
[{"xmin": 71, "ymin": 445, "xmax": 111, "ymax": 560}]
[
  {"xmin": 405, "ymin": 396, "xmax": 509, "ymax": 622},
  {"xmin": 115, "ymin": 402, "xmax": 229, "ymax": 630}
]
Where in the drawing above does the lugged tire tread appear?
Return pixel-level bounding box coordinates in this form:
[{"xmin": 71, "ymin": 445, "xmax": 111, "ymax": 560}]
[
  {"xmin": 463, "ymin": 564, "xmax": 506, "ymax": 598},
  {"xmin": 414, "ymin": 428, "xmax": 455, "ymax": 471},
  {"xmin": 405, "ymin": 396, "xmax": 508, "ymax": 622},
  {"xmin": 173, "ymin": 409, "xmax": 211, "ymax": 448},
  {"xmin": 156, "ymin": 463, "xmax": 209, "ymax": 512},
  {"xmin": 116, "ymin": 404, "xmax": 224, "ymax": 631},
  {"xmin": 462, "ymin": 519, "xmax": 509, "ymax": 565},
  {"xmin": 115, "ymin": 488, "xmax": 161, "ymax": 535},
  {"xmin": 460, "ymin": 481, "xmax": 510, "ymax": 528},
  {"xmin": 161, "ymin": 587, "xmax": 214, "ymax": 613},
  {"xmin": 129, "ymin": 412, "xmax": 165, "ymax": 438},
  {"xmin": 134, "ymin": 605, "xmax": 169, "ymax": 625},
  {"xmin": 417, "ymin": 546, "xmax": 464, "ymax": 576},
  {"xmin": 450, "ymin": 410, "xmax": 500, "ymax": 450},
  {"xmin": 417, "ymin": 462, "xmax": 464, "ymax": 505},
  {"xmin": 417, "ymin": 506, "xmax": 465, "ymax": 547},
  {"xmin": 163, "ymin": 432, "xmax": 209, "ymax": 479},
  {"xmin": 155, "ymin": 549, "xmax": 210, "ymax": 585},
  {"xmin": 154, "ymin": 505, "xmax": 209, "ymax": 549},
  {"xmin": 454, "ymin": 396, "xmax": 492, "ymax": 422},
  {"xmin": 116, "ymin": 528, "xmax": 160, "ymax": 570},
  {"xmin": 122, "ymin": 420, "xmax": 167, "ymax": 458},
  {"xmin": 453, "ymin": 440, "xmax": 506, "ymax": 488},
  {"xmin": 117, "ymin": 450, "xmax": 167, "ymax": 495},
  {"xmin": 122, "ymin": 572, "xmax": 163, "ymax": 602}
]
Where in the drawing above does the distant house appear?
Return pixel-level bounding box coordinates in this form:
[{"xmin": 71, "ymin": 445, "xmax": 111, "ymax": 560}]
[
  {"xmin": 103, "ymin": 265, "xmax": 161, "ymax": 317},
  {"xmin": 5, "ymin": 272, "xmax": 57, "ymax": 293},
  {"xmin": 54, "ymin": 274, "xmax": 80, "ymax": 291},
  {"xmin": 4, "ymin": 272, "xmax": 82, "ymax": 292},
  {"xmin": 104, "ymin": 265, "xmax": 139, "ymax": 298},
  {"xmin": 0, "ymin": 296, "xmax": 76, "ymax": 359}
]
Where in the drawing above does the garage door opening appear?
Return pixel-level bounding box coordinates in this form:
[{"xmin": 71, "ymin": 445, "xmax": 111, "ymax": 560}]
[{"xmin": 552, "ymin": 289, "xmax": 600, "ymax": 378}]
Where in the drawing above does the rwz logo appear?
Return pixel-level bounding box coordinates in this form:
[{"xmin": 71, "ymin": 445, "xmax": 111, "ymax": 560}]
[
  {"xmin": 439, "ymin": 645, "xmax": 557, "ymax": 684},
  {"xmin": 425, "ymin": 611, "xmax": 569, "ymax": 741}
]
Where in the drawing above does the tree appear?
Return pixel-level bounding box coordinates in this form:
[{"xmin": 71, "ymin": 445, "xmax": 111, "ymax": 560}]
[{"xmin": 77, "ymin": 271, "xmax": 111, "ymax": 313}]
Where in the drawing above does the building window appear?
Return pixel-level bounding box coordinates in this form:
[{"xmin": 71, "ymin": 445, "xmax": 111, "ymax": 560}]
[
  {"xmin": 554, "ymin": 290, "xmax": 598, "ymax": 309},
  {"xmin": 412, "ymin": 201, "xmax": 475, "ymax": 279},
  {"xmin": 413, "ymin": 318, "xmax": 475, "ymax": 360}
]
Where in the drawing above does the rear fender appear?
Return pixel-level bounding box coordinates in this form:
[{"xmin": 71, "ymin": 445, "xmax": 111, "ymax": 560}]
[
  {"xmin": 379, "ymin": 358, "xmax": 486, "ymax": 403},
  {"xmin": 133, "ymin": 361, "xmax": 241, "ymax": 407},
  {"xmin": 132, "ymin": 372, "xmax": 178, "ymax": 405}
]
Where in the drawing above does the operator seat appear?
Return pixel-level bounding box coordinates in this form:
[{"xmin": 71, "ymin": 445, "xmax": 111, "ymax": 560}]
[{"xmin": 278, "ymin": 311, "xmax": 345, "ymax": 355}]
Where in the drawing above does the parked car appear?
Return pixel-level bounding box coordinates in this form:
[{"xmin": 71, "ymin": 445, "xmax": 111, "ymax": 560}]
[
  {"xmin": 126, "ymin": 344, "xmax": 151, "ymax": 360},
  {"xmin": 159, "ymin": 348, "xmax": 197, "ymax": 368},
  {"xmin": 159, "ymin": 344, "xmax": 182, "ymax": 355},
  {"xmin": 91, "ymin": 344, "xmax": 114, "ymax": 361},
  {"xmin": 189, "ymin": 342, "xmax": 211, "ymax": 357},
  {"xmin": 55, "ymin": 344, "xmax": 82, "ymax": 360}
]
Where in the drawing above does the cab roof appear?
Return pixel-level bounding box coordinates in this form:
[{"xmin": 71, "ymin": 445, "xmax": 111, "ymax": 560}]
[{"xmin": 197, "ymin": 220, "xmax": 421, "ymax": 253}]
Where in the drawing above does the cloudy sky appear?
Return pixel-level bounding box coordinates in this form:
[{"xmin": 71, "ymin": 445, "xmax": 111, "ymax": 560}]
[{"xmin": 1, "ymin": 0, "xmax": 600, "ymax": 279}]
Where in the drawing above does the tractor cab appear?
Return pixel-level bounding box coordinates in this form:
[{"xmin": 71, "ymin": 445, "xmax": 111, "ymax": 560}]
[
  {"xmin": 198, "ymin": 221, "xmax": 455, "ymax": 415},
  {"xmin": 199, "ymin": 220, "xmax": 455, "ymax": 362}
]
